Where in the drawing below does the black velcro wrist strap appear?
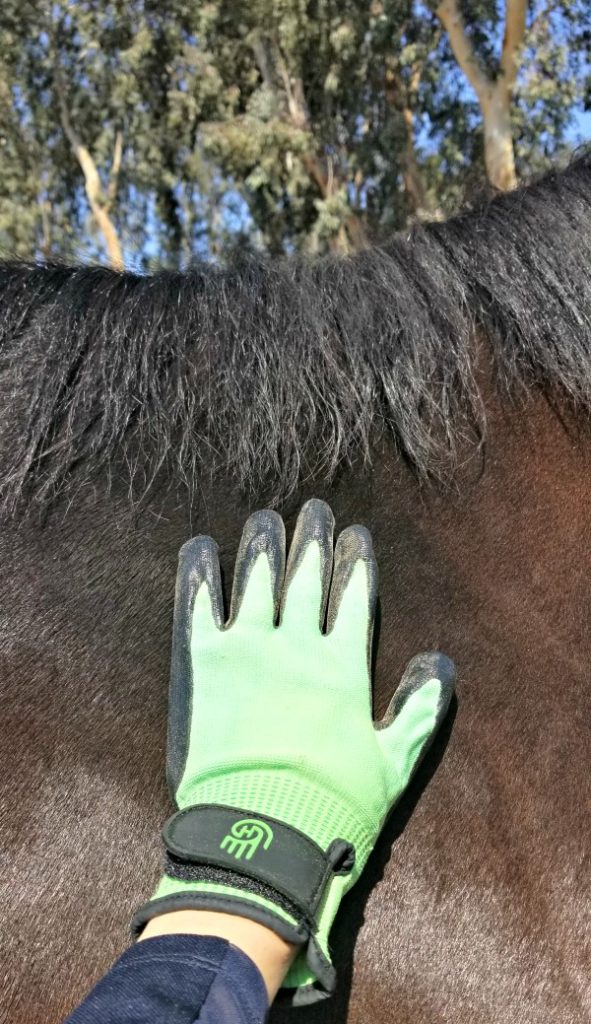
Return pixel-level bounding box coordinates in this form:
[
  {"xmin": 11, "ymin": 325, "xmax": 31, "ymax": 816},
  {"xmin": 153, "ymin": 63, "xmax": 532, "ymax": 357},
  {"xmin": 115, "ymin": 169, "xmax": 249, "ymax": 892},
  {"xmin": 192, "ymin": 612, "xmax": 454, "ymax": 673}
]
[{"xmin": 162, "ymin": 804, "xmax": 354, "ymax": 927}]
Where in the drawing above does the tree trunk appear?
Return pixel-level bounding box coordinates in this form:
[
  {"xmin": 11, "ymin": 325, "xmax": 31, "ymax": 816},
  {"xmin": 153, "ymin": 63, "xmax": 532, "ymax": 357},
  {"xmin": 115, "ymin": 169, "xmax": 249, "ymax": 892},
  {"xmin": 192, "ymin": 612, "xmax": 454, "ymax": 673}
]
[
  {"xmin": 481, "ymin": 86, "xmax": 518, "ymax": 191},
  {"xmin": 401, "ymin": 105, "xmax": 443, "ymax": 219},
  {"xmin": 437, "ymin": 0, "xmax": 526, "ymax": 194},
  {"xmin": 90, "ymin": 201, "xmax": 124, "ymax": 270}
]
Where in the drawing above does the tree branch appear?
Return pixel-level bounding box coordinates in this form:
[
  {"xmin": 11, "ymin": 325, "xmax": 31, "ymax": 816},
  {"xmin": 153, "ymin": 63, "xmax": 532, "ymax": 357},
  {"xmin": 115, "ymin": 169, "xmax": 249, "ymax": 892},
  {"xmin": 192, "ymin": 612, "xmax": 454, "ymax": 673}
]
[
  {"xmin": 274, "ymin": 47, "xmax": 310, "ymax": 130},
  {"xmin": 384, "ymin": 60, "xmax": 441, "ymax": 219},
  {"xmin": 499, "ymin": 0, "xmax": 527, "ymax": 93},
  {"xmin": 436, "ymin": 0, "xmax": 491, "ymax": 101},
  {"xmin": 57, "ymin": 82, "xmax": 101, "ymax": 204},
  {"xmin": 250, "ymin": 33, "xmax": 366, "ymax": 251},
  {"xmin": 56, "ymin": 68, "xmax": 123, "ymax": 269},
  {"xmin": 250, "ymin": 34, "xmax": 276, "ymax": 93},
  {"xmin": 107, "ymin": 130, "xmax": 123, "ymax": 211}
]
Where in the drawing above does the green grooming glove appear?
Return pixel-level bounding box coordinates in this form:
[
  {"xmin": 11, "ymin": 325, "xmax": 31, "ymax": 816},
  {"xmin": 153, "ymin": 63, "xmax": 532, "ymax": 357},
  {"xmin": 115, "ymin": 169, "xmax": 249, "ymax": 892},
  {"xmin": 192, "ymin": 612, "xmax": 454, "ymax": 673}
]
[{"xmin": 133, "ymin": 498, "xmax": 455, "ymax": 1004}]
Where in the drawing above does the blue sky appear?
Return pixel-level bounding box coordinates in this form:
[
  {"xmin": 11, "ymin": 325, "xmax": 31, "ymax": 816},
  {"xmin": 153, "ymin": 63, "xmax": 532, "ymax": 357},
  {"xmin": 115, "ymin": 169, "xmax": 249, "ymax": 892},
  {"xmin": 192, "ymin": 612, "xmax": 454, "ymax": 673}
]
[{"xmin": 572, "ymin": 109, "xmax": 591, "ymax": 142}]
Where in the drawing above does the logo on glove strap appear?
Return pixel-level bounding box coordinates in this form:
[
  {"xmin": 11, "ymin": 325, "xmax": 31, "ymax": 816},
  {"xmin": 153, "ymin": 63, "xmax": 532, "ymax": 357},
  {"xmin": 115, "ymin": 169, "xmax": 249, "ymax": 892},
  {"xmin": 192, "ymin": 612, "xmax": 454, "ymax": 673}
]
[{"xmin": 220, "ymin": 819, "xmax": 274, "ymax": 860}]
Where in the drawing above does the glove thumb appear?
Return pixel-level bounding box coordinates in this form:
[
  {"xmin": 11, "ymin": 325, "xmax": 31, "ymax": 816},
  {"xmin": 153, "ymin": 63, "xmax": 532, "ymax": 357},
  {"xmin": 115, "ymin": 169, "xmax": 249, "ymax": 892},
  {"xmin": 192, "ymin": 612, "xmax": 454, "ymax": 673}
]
[{"xmin": 376, "ymin": 651, "xmax": 456, "ymax": 795}]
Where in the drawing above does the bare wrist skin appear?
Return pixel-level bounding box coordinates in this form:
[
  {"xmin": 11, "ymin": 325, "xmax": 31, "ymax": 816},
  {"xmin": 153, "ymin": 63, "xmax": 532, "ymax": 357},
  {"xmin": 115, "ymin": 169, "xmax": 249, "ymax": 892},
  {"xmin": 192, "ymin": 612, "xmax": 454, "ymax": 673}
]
[{"xmin": 139, "ymin": 910, "xmax": 298, "ymax": 1001}]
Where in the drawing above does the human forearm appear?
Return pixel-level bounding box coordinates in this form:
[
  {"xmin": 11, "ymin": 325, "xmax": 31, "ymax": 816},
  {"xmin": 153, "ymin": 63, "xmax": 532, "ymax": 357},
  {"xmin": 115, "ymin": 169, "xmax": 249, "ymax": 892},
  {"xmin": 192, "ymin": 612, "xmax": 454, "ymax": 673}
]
[{"xmin": 140, "ymin": 910, "xmax": 297, "ymax": 1002}]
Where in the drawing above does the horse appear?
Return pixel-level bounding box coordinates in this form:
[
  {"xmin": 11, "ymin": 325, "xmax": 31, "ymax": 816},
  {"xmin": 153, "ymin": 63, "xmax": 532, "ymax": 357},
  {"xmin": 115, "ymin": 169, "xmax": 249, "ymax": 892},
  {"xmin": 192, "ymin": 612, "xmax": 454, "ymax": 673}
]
[{"xmin": 0, "ymin": 152, "xmax": 590, "ymax": 1024}]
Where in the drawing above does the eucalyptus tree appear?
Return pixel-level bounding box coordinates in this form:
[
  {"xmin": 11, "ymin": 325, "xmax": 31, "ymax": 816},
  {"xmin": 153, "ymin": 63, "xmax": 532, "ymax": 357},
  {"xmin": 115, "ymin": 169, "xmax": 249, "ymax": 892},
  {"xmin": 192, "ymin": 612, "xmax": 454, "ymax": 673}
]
[{"xmin": 0, "ymin": 0, "xmax": 587, "ymax": 264}]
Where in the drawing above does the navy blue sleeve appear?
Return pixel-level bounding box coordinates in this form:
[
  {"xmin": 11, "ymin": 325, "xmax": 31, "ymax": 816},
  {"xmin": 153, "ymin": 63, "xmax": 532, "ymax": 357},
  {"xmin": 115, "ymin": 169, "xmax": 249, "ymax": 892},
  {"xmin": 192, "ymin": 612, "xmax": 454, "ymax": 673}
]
[{"xmin": 64, "ymin": 934, "xmax": 269, "ymax": 1024}]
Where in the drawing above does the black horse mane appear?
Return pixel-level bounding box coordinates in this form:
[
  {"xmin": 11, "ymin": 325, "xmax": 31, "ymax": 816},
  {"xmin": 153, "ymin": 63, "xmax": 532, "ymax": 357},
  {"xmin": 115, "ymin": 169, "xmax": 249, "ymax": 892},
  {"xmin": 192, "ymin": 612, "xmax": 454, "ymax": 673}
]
[{"xmin": 1, "ymin": 151, "xmax": 591, "ymax": 513}]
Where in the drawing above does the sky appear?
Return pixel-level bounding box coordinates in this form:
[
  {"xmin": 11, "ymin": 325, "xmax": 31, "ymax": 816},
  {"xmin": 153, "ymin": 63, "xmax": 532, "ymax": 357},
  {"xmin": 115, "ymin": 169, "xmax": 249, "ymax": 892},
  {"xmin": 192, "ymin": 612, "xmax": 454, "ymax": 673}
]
[{"xmin": 572, "ymin": 109, "xmax": 591, "ymax": 142}]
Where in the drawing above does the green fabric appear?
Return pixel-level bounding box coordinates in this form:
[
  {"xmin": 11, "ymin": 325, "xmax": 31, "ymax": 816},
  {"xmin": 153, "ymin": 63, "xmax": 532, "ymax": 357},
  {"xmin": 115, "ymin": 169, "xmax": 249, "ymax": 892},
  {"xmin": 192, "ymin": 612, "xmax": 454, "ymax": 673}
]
[{"xmin": 147, "ymin": 499, "xmax": 455, "ymax": 1000}]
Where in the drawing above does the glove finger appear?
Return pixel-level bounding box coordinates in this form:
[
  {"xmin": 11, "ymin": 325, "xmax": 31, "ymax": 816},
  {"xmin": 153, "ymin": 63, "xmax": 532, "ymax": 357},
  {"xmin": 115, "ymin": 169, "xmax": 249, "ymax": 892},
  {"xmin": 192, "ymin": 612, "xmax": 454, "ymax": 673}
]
[
  {"xmin": 280, "ymin": 498, "xmax": 334, "ymax": 632},
  {"xmin": 229, "ymin": 509, "xmax": 285, "ymax": 627},
  {"xmin": 376, "ymin": 652, "xmax": 456, "ymax": 793},
  {"xmin": 326, "ymin": 525, "xmax": 377, "ymax": 680},
  {"xmin": 168, "ymin": 535, "xmax": 224, "ymax": 796}
]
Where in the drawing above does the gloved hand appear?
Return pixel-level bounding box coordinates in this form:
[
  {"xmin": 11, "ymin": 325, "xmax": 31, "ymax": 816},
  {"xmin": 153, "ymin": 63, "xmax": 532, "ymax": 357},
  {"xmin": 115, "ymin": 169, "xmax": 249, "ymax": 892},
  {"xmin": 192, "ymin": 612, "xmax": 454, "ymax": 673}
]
[{"xmin": 133, "ymin": 499, "xmax": 455, "ymax": 1004}]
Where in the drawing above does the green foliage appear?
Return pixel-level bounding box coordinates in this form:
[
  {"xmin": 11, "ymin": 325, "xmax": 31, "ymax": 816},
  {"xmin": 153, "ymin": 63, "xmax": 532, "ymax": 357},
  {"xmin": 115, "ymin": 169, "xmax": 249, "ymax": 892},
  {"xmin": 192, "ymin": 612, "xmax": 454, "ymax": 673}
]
[
  {"xmin": 0, "ymin": 0, "xmax": 588, "ymax": 265},
  {"xmin": 513, "ymin": 1, "xmax": 589, "ymax": 176}
]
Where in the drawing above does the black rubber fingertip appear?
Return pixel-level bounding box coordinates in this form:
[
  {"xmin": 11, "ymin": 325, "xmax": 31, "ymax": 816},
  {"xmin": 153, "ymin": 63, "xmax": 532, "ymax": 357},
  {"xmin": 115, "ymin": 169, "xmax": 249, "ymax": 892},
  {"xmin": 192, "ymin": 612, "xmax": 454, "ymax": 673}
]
[
  {"xmin": 229, "ymin": 508, "xmax": 286, "ymax": 623},
  {"xmin": 326, "ymin": 524, "xmax": 378, "ymax": 636},
  {"xmin": 393, "ymin": 650, "xmax": 457, "ymax": 724},
  {"xmin": 405, "ymin": 651, "xmax": 456, "ymax": 691},
  {"xmin": 178, "ymin": 534, "xmax": 219, "ymax": 562},
  {"xmin": 292, "ymin": 498, "xmax": 336, "ymax": 545},
  {"xmin": 281, "ymin": 499, "xmax": 335, "ymax": 627}
]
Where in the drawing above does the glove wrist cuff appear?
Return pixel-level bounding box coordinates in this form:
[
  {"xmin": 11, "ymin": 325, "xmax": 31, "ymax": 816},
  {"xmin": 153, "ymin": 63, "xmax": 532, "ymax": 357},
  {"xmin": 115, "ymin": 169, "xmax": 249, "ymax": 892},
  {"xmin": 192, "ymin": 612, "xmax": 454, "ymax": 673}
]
[{"xmin": 160, "ymin": 803, "xmax": 354, "ymax": 929}]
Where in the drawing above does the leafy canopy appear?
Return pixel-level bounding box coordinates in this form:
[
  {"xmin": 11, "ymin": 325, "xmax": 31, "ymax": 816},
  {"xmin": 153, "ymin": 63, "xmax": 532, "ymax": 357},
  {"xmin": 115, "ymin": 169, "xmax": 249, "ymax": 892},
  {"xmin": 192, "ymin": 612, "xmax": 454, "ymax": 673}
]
[{"xmin": 0, "ymin": 0, "xmax": 588, "ymax": 265}]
